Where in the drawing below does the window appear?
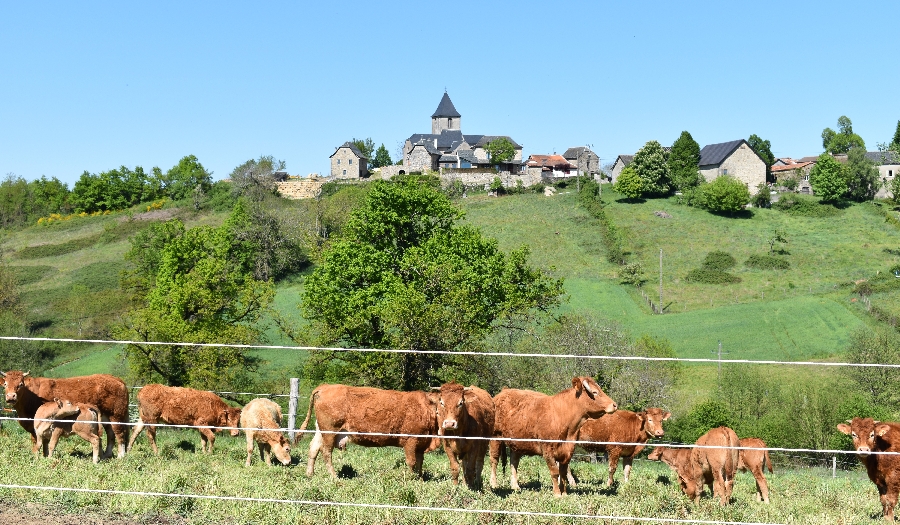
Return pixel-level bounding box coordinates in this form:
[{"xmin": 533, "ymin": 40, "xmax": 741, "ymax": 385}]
[
  {"xmin": 343, "ymin": 169, "xmax": 346, "ymax": 175},
  {"xmin": 448, "ymin": 118, "xmax": 453, "ymax": 128},
  {"xmin": 337, "ymin": 159, "xmax": 341, "ymax": 164},
  {"xmin": 722, "ymin": 168, "xmax": 728, "ymax": 175},
  {"xmin": 349, "ymin": 159, "xmax": 353, "ymax": 165},
  {"xmin": 891, "ymin": 170, "xmax": 894, "ymax": 177}
]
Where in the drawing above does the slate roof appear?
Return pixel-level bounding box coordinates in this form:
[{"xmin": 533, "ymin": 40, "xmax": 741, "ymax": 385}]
[
  {"xmin": 615, "ymin": 154, "xmax": 634, "ymax": 166},
  {"xmin": 439, "ymin": 154, "xmax": 458, "ymax": 162},
  {"xmin": 329, "ymin": 141, "xmax": 368, "ymax": 159},
  {"xmin": 466, "ymin": 135, "xmax": 522, "ymax": 148},
  {"xmin": 699, "ymin": 139, "xmax": 752, "ymax": 167},
  {"xmin": 410, "ymin": 139, "xmax": 441, "ymax": 156},
  {"xmin": 457, "ymin": 150, "xmax": 478, "ymax": 163},
  {"xmin": 562, "ymin": 147, "xmax": 596, "ymax": 160},
  {"xmin": 866, "ymin": 151, "xmax": 900, "ymax": 165},
  {"xmin": 432, "ymin": 92, "xmax": 461, "ymax": 118}
]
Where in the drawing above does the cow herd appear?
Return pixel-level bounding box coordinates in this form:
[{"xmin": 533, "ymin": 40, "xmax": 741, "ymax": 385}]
[{"xmin": 0, "ymin": 368, "xmax": 897, "ymax": 519}]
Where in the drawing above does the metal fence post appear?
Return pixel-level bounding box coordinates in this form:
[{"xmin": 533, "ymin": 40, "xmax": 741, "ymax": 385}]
[
  {"xmin": 288, "ymin": 378, "xmax": 299, "ymax": 442},
  {"xmin": 833, "ymin": 456, "xmax": 836, "ymax": 478}
]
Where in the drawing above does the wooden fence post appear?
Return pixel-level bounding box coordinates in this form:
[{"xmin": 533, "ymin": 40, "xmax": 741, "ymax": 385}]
[{"xmin": 288, "ymin": 378, "xmax": 299, "ymax": 442}]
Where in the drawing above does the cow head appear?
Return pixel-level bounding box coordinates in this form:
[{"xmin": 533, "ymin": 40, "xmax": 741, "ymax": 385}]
[
  {"xmin": 648, "ymin": 446, "xmax": 700, "ymax": 502},
  {"xmin": 269, "ymin": 433, "xmax": 292, "ymax": 466},
  {"xmin": 572, "ymin": 376, "xmax": 617, "ymax": 417},
  {"xmin": 52, "ymin": 398, "xmax": 81, "ymax": 420},
  {"xmin": 435, "ymin": 382, "xmax": 468, "ymax": 433},
  {"xmin": 837, "ymin": 417, "xmax": 879, "ymax": 456},
  {"xmin": 222, "ymin": 407, "xmax": 242, "ymax": 437},
  {"xmin": 1, "ymin": 371, "xmax": 30, "ymax": 404},
  {"xmin": 640, "ymin": 407, "xmax": 671, "ymax": 439}
]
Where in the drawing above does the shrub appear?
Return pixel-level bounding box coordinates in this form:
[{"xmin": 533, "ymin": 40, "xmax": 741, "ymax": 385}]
[
  {"xmin": 7, "ymin": 265, "xmax": 55, "ymax": 286},
  {"xmin": 746, "ymin": 254, "xmax": 790, "ymax": 270},
  {"xmin": 666, "ymin": 400, "xmax": 731, "ymax": 444},
  {"xmin": 771, "ymin": 193, "xmax": 842, "ymax": 217},
  {"xmin": 751, "ymin": 184, "xmax": 771, "ymax": 208},
  {"xmin": 618, "ymin": 263, "xmax": 645, "ymax": 286},
  {"xmin": 696, "ymin": 175, "xmax": 750, "ymax": 213},
  {"xmin": 703, "ymin": 251, "xmax": 736, "ymax": 271},
  {"xmin": 781, "ymin": 176, "xmax": 799, "ymax": 191},
  {"xmin": 489, "ymin": 177, "xmax": 503, "ymax": 194},
  {"xmin": 685, "ymin": 268, "xmax": 741, "ymax": 284},
  {"xmin": 612, "ymin": 166, "xmax": 644, "ymax": 200},
  {"xmin": 16, "ymin": 235, "xmax": 100, "ymax": 259}
]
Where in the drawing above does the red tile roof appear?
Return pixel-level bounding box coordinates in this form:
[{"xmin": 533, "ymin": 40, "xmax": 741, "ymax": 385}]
[
  {"xmin": 526, "ymin": 154, "xmax": 573, "ymax": 170},
  {"xmin": 771, "ymin": 161, "xmax": 812, "ymax": 173}
]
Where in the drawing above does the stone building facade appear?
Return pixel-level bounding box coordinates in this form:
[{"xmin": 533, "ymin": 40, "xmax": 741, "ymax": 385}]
[
  {"xmin": 562, "ymin": 147, "xmax": 600, "ymax": 176},
  {"xmin": 330, "ymin": 142, "xmax": 369, "ymax": 179},
  {"xmin": 698, "ymin": 139, "xmax": 766, "ymax": 194}
]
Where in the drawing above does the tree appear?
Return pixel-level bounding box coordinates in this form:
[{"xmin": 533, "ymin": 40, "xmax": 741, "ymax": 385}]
[
  {"xmin": 351, "ymin": 138, "xmax": 375, "ymax": 160},
  {"xmin": 822, "ymin": 116, "xmax": 866, "ymax": 154},
  {"xmin": 70, "ymin": 166, "xmax": 153, "ymax": 213},
  {"xmin": 372, "ymin": 144, "xmax": 392, "ymax": 168},
  {"xmin": 117, "ymin": 208, "xmax": 275, "ymax": 390},
  {"xmin": 162, "ymin": 155, "xmax": 213, "ymax": 201},
  {"xmin": 484, "ymin": 137, "xmax": 516, "ymax": 166},
  {"xmin": 809, "ymin": 153, "xmax": 848, "ymax": 202},
  {"xmin": 748, "ymin": 134, "xmax": 775, "ymax": 182},
  {"xmin": 299, "ymin": 178, "xmax": 564, "ymax": 391},
  {"xmin": 845, "ymin": 146, "xmax": 880, "ymax": 201},
  {"xmin": 892, "ymin": 120, "xmax": 900, "ymax": 150},
  {"xmin": 228, "ymin": 155, "xmax": 285, "ymax": 202},
  {"xmin": 28, "ymin": 176, "xmax": 71, "ymax": 219},
  {"xmin": 668, "ymin": 131, "xmax": 702, "ymax": 192},
  {"xmin": 696, "ymin": 175, "xmax": 750, "ymax": 214},
  {"xmin": 612, "ymin": 166, "xmax": 644, "ymax": 199},
  {"xmin": 0, "ymin": 174, "xmax": 30, "ymax": 228},
  {"xmin": 845, "ymin": 326, "xmax": 900, "ymax": 412},
  {"xmin": 631, "ymin": 140, "xmax": 671, "ymax": 196}
]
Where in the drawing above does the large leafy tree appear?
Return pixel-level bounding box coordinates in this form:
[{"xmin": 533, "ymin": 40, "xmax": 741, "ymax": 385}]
[
  {"xmin": 160, "ymin": 155, "xmax": 213, "ymax": 201},
  {"xmin": 612, "ymin": 166, "xmax": 644, "ymax": 200},
  {"xmin": 117, "ymin": 205, "xmax": 275, "ymax": 390},
  {"xmin": 747, "ymin": 134, "xmax": 775, "ymax": 182},
  {"xmin": 372, "ymin": 144, "xmax": 392, "ymax": 168},
  {"xmin": 71, "ymin": 166, "xmax": 156, "ymax": 213},
  {"xmin": 300, "ymin": 178, "xmax": 564, "ymax": 391},
  {"xmin": 631, "ymin": 140, "xmax": 671, "ymax": 196},
  {"xmin": 228, "ymin": 155, "xmax": 285, "ymax": 202},
  {"xmin": 484, "ymin": 137, "xmax": 516, "ymax": 166},
  {"xmin": 845, "ymin": 147, "xmax": 880, "ymax": 201},
  {"xmin": 668, "ymin": 131, "xmax": 702, "ymax": 191},
  {"xmin": 351, "ymin": 137, "xmax": 375, "ymax": 160},
  {"xmin": 809, "ymin": 153, "xmax": 848, "ymax": 202},
  {"xmin": 822, "ymin": 116, "xmax": 866, "ymax": 154}
]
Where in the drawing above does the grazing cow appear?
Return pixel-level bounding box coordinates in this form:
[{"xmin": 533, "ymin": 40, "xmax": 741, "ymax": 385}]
[
  {"xmin": 240, "ymin": 398, "xmax": 291, "ymax": 466},
  {"xmin": 648, "ymin": 426, "xmax": 739, "ymax": 505},
  {"xmin": 488, "ymin": 376, "xmax": 618, "ymax": 496},
  {"xmin": 567, "ymin": 407, "xmax": 670, "ymax": 487},
  {"xmin": 1, "ymin": 371, "xmax": 129, "ymax": 458},
  {"xmin": 435, "ymin": 382, "xmax": 495, "ymax": 489},
  {"xmin": 837, "ymin": 417, "xmax": 900, "ymax": 521},
  {"xmin": 128, "ymin": 384, "xmax": 242, "ymax": 454},
  {"xmin": 737, "ymin": 437, "xmax": 772, "ymax": 503},
  {"xmin": 298, "ymin": 384, "xmax": 440, "ymax": 479},
  {"xmin": 34, "ymin": 399, "xmax": 103, "ymax": 464}
]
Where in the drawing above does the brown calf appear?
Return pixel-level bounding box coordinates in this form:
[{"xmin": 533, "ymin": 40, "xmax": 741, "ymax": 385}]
[
  {"xmin": 649, "ymin": 426, "xmax": 739, "ymax": 505},
  {"xmin": 34, "ymin": 399, "xmax": 103, "ymax": 464},
  {"xmin": 435, "ymin": 383, "xmax": 495, "ymax": 490},
  {"xmin": 240, "ymin": 398, "xmax": 291, "ymax": 466},
  {"xmin": 299, "ymin": 384, "xmax": 440, "ymax": 478},
  {"xmin": 568, "ymin": 407, "xmax": 670, "ymax": 487},
  {"xmin": 489, "ymin": 376, "xmax": 617, "ymax": 496},
  {"xmin": 838, "ymin": 417, "xmax": 900, "ymax": 521},
  {"xmin": 1, "ymin": 371, "xmax": 129, "ymax": 458},
  {"xmin": 737, "ymin": 437, "xmax": 772, "ymax": 503},
  {"xmin": 128, "ymin": 384, "xmax": 242, "ymax": 454}
]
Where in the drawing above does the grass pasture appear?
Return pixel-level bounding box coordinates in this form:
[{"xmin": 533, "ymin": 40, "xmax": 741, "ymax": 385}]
[{"xmin": 0, "ymin": 424, "xmax": 884, "ymax": 524}]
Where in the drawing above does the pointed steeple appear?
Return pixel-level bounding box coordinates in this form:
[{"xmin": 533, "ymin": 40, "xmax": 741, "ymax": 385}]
[{"xmin": 431, "ymin": 92, "xmax": 461, "ymax": 118}]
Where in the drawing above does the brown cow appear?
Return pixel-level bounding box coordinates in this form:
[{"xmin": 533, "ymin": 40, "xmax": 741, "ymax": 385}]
[
  {"xmin": 298, "ymin": 384, "xmax": 440, "ymax": 479},
  {"xmin": 1, "ymin": 371, "xmax": 129, "ymax": 458},
  {"xmin": 737, "ymin": 437, "xmax": 772, "ymax": 503},
  {"xmin": 488, "ymin": 376, "xmax": 617, "ymax": 496},
  {"xmin": 240, "ymin": 398, "xmax": 291, "ymax": 466},
  {"xmin": 34, "ymin": 399, "xmax": 103, "ymax": 464},
  {"xmin": 648, "ymin": 426, "xmax": 739, "ymax": 505},
  {"xmin": 435, "ymin": 382, "xmax": 495, "ymax": 489},
  {"xmin": 127, "ymin": 384, "xmax": 242, "ymax": 454},
  {"xmin": 837, "ymin": 417, "xmax": 900, "ymax": 521},
  {"xmin": 567, "ymin": 407, "xmax": 670, "ymax": 487}
]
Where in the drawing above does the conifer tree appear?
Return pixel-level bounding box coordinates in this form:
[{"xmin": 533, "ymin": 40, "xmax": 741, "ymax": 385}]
[{"xmin": 668, "ymin": 131, "xmax": 702, "ymax": 192}]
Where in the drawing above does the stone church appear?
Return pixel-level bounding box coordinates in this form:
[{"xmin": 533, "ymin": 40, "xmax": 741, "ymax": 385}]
[{"xmin": 401, "ymin": 92, "xmax": 523, "ymax": 173}]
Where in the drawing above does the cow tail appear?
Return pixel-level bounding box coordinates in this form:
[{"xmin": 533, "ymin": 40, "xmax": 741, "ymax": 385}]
[
  {"xmin": 725, "ymin": 432, "xmax": 737, "ymax": 481},
  {"xmin": 501, "ymin": 443, "xmax": 507, "ymax": 475},
  {"xmin": 296, "ymin": 388, "xmax": 320, "ymax": 445},
  {"xmin": 764, "ymin": 449, "xmax": 773, "ymax": 473}
]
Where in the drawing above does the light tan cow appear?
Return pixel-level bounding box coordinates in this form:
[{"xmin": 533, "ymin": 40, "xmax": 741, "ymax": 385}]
[
  {"xmin": 241, "ymin": 398, "xmax": 291, "ymax": 466},
  {"xmin": 649, "ymin": 426, "xmax": 739, "ymax": 505},
  {"xmin": 34, "ymin": 399, "xmax": 103, "ymax": 463},
  {"xmin": 737, "ymin": 437, "xmax": 772, "ymax": 503}
]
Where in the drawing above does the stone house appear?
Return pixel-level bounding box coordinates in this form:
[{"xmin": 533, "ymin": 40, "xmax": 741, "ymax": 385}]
[
  {"xmin": 867, "ymin": 151, "xmax": 900, "ymax": 198},
  {"xmin": 562, "ymin": 147, "xmax": 600, "ymax": 176},
  {"xmin": 698, "ymin": 139, "xmax": 766, "ymax": 194},
  {"xmin": 609, "ymin": 154, "xmax": 634, "ymax": 183},
  {"xmin": 771, "ymin": 161, "xmax": 813, "ymax": 193},
  {"xmin": 402, "ymin": 92, "xmax": 523, "ymax": 173},
  {"xmin": 525, "ymin": 154, "xmax": 575, "ymax": 179},
  {"xmin": 330, "ymin": 142, "xmax": 369, "ymax": 179}
]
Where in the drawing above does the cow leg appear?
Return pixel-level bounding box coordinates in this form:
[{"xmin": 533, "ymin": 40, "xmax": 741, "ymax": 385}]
[
  {"xmin": 622, "ymin": 456, "xmax": 634, "ymax": 484},
  {"xmin": 565, "ymin": 467, "xmax": 577, "ymax": 488},
  {"xmin": 543, "ymin": 452, "xmax": 564, "ymax": 497},
  {"xmin": 489, "ymin": 440, "xmax": 501, "ymax": 489},
  {"xmin": 713, "ymin": 469, "xmax": 727, "ymax": 506},
  {"xmin": 752, "ymin": 466, "xmax": 770, "ymax": 503},
  {"xmin": 607, "ymin": 448, "xmax": 622, "ymax": 486},
  {"xmin": 128, "ymin": 417, "xmax": 145, "ymax": 452},
  {"xmin": 509, "ymin": 450, "xmax": 522, "ymax": 491},
  {"xmin": 110, "ymin": 419, "xmax": 127, "ymax": 458},
  {"xmin": 101, "ymin": 421, "xmax": 116, "ymax": 459},
  {"xmin": 199, "ymin": 428, "xmax": 216, "ymax": 453},
  {"xmin": 262, "ymin": 443, "xmax": 272, "ymax": 466},
  {"xmin": 47, "ymin": 427, "xmax": 65, "ymax": 458},
  {"xmin": 244, "ymin": 430, "xmax": 255, "ymax": 467},
  {"xmin": 445, "ymin": 443, "xmax": 461, "ymax": 485},
  {"xmin": 146, "ymin": 424, "xmax": 159, "ymax": 454},
  {"xmin": 473, "ymin": 444, "xmax": 487, "ymax": 490}
]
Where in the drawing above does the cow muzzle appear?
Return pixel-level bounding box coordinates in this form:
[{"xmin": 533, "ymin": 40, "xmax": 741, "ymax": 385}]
[
  {"xmin": 857, "ymin": 446, "xmax": 871, "ymax": 454},
  {"xmin": 5, "ymin": 393, "xmax": 16, "ymax": 403},
  {"xmin": 442, "ymin": 419, "xmax": 458, "ymax": 430},
  {"xmin": 606, "ymin": 402, "xmax": 618, "ymax": 413}
]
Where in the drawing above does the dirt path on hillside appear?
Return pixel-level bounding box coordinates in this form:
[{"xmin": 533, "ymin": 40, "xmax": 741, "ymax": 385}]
[{"xmin": 0, "ymin": 502, "xmax": 184, "ymax": 525}]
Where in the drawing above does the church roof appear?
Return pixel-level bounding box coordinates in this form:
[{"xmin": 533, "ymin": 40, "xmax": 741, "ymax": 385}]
[{"xmin": 431, "ymin": 92, "xmax": 461, "ymax": 118}]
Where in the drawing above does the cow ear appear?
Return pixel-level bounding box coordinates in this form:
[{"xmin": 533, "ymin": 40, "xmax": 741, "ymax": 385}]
[
  {"xmin": 0, "ymin": 371, "xmax": 5, "ymax": 377},
  {"xmin": 572, "ymin": 377, "xmax": 583, "ymax": 392},
  {"xmin": 22, "ymin": 372, "xmax": 30, "ymax": 378},
  {"xmin": 875, "ymin": 420, "xmax": 882, "ymax": 426},
  {"xmin": 430, "ymin": 386, "xmax": 441, "ymax": 392},
  {"xmin": 877, "ymin": 425, "xmax": 891, "ymax": 438},
  {"xmin": 837, "ymin": 423, "xmax": 852, "ymax": 435},
  {"xmin": 663, "ymin": 411, "xmax": 672, "ymax": 421},
  {"xmin": 463, "ymin": 387, "xmax": 471, "ymax": 392}
]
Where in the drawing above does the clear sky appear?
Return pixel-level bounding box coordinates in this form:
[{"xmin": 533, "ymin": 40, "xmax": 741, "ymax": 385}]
[{"xmin": 2, "ymin": 1, "xmax": 899, "ymax": 185}]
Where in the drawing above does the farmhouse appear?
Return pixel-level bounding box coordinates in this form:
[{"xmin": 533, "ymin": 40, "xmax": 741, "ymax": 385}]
[
  {"xmin": 562, "ymin": 147, "xmax": 600, "ymax": 177},
  {"xmin": 330, "ymin": 142, "xmax": 369, "ymax": 179},
  {"xmin": 771, "ymin": 160, "xmax": 813, "ymax": 193},
  {"xmin": 698, "ymin": 139, "xmax": 766, "ymax": 193},
  {"xmin": 525, "ymin": 154, "xmax": 575, "ymax": 179},
  {"xmin": 609, "ymin": 155, "xmax": 634, "ymax": 183},
  {"xmin": 868, "ymin": 150, "xmax": 900, "ymax": 198}
]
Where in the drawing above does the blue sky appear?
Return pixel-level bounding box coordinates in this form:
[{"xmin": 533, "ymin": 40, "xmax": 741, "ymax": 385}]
[{"xmin": 2, "ymin": 1, "xmax": 899, "ymax": 185}]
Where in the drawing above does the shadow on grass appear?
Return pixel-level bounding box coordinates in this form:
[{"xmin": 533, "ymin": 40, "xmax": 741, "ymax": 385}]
[
  {"xmin": 176, "ymin": 440, "xmax": 196, "ymax": 453},
  {"xmin": 655, "ymin": 474, "xmax": 672, "ymax": 486},
  {"xmin": 708, "ymin": 209, "xmax": 754, "ymax": 219},
  {"xmin": 615, "ymin": 198, "xmax": 646, "ymax": 204},
  {"xmin": 337, "ymin": 464, "xmax": 357, "ymax": 479}
]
